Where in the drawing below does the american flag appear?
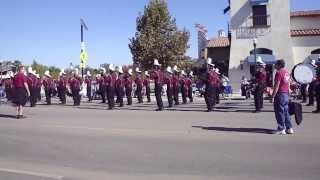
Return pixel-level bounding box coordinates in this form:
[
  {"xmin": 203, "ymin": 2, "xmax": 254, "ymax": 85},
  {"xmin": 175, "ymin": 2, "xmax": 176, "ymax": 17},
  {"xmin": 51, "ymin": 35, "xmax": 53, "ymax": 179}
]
[{"xmin": 195, "ymin": 24, "xmax": 208, "ymax": 59}]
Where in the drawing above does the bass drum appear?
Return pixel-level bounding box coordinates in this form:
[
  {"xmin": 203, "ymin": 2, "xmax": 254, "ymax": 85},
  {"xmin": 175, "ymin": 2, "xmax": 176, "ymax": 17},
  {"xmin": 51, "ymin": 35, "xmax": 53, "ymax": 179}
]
[{"xmin": 292, "ymin": 63, "xmax": 315, "ymax": 84}]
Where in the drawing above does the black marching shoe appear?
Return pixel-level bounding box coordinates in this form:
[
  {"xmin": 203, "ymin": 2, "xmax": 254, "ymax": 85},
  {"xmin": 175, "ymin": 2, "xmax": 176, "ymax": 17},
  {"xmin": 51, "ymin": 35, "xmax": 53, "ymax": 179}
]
[{"xmin": 16, "ymin": 115, "xmax": 25, "ymax": 119}]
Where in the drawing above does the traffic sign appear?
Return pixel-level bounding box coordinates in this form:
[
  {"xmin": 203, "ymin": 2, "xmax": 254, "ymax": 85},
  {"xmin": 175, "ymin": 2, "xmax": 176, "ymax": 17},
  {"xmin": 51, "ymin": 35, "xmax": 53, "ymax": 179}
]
[{"xmin": 80, "ymin": 50, "xmax": 87, "ymax": 63}]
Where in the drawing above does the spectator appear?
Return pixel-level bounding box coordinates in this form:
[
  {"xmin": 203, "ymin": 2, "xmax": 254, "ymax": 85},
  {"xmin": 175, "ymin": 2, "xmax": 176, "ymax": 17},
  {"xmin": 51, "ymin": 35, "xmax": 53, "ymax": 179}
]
[{"xmin": 271, "ymin": 59, "xmax": 293, "ymax": 135}]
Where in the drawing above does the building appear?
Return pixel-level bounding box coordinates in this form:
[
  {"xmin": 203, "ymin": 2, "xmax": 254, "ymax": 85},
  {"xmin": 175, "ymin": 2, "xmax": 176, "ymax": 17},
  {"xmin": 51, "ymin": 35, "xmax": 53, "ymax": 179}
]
[
  {"xmin": 0, "ymin": 61, "xmax": 17, "ymax": 73},
  {"xmin": 205, "ymin": 0, "xmax": 320, "ymax": 92},
  {"xmin": 195, "ymin": 24, "xmax": 208, "ymax": 60},
  {"xmin": 291, "ymin": 10, "xmax": 320, "ymax": 65},
  {"xmin": 204, "ymin": 30, "xmax": 231, "ymax": 76}
]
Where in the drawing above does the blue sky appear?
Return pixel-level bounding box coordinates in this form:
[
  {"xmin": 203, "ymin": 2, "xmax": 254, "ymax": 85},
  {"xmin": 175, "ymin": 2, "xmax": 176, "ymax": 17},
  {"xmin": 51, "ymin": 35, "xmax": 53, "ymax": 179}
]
[{"xmin": 0, "ymin": 0, "xmax": 319, "ymax": 68}]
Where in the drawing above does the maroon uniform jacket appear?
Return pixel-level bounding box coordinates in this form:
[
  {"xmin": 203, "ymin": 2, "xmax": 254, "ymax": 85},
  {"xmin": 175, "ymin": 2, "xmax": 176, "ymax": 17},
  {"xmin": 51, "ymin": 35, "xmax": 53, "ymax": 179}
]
[
  {"xmin": 69, "ymin": 77, "xmax": 81, "ymax": 90},
  {"xmin": 58, "ymin": 77, "xmax": 67, "ymax": 88},
  {"xmin": 27, "ymin": 74, "xmax": 37, "ymax": 88},
  {"xmin": 255, "ymin": 68, "xmax": 267, "ymax": 84},
  {"xmin": 152, "ymin": 70, "xmax": 164, "ymax": 85},
  {"xmin": 173, "ymin": 75, "xmax": 180, "ymax": 88},
  {"xmin": 206, "ymin": 70, "xmax": 219, "ymax": 86},
  {"xmin": 135, "ymin": 74, "xmax": 143, "ymax": 86},
  {"xmin": 185, "ymin": 77, "xmax": 192, "ymax": 89},
  {"xmin": 124, "ymin": 75, "xmax": 133, "ymax": 89},
  {"xmin": 143, "ymin": 78, "xmax": 150, "ymax": 88},
  {"xmin": 85, "ymin": 78, "xmax": 92, "ymax": 88},
  {"xmin": 4, "ymin": 78, "xmax": 13, "ymax": 89},
  {"xmin": 98, "ymin": 75, "xmax": 106, "ymax": 86},
  {"xmin": 36, "ymin": 78, "xmax": 42, "ymax": 88},
  {"xmin": 116, "ymin": 75, "xmax": 125, "ymax": 88},
  {"xmin": 43, "ymin": 77, "xmax": 54, "ymax": 89},
  {"xmin": 180, "ymin": 77, "xmax": 188, "ymax": 94},
  {"xmin": 105, "ymin": 73, "xmax": 116, "ymax": 87},
  {"xmin": 165, "ymin": 74, "xmax": 174, "ymax": 89}
]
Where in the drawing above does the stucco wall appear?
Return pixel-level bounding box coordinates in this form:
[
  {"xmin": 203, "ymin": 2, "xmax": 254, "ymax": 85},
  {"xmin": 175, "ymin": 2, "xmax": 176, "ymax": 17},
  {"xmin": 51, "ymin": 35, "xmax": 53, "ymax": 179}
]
[
  {"xmin": 228, "ymin": 0, "xmax": 294, "ymax": 92},
  {"xmin": 291, "ymin": 17, "xmax": 320, "ymax": 29},
  {"xmin": 292, "ymin": 36, "xmax": 320, "ymax": 65}
]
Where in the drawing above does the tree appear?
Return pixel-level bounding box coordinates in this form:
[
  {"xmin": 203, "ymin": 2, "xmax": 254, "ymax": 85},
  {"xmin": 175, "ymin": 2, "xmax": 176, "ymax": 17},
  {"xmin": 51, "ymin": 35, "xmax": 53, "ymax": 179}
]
[
  {"xmin": 31, "ymin": 60, "xmax": 48, "ymax": 76},
  {"xmin": 48, "ymin": 66, "xmax": 61, "ymax": 79},
  {"xmin": 31, "ymin": 60, "xmax": 60, "ymax": 79},
  {"xmin": 129, "ymin": 0, "xmax": 190, "ymax": 70},
  {"xmin": 13, "ymin": 60, "xmax": 22, "ymax": 66}
]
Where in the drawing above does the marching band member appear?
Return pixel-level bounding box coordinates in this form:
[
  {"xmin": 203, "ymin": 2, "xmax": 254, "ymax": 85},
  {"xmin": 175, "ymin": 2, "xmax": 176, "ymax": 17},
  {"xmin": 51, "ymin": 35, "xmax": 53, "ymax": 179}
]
[
  {"xmin": 124, "ymin": 68, "xmax": 133, "ymax": 105},
  {"xmin": 205, "ymin": 58, "xmax": 219, "ymax": 112},
  {"xmin": 187, "ymin": 71, "xmax": 194, "ymax": 103},
  {"xmin": 254, "ymin": 57, "xmax": 267, "ymax": 113},
  {"xmin": 43, "ymin": 70, "xmax": 54, "ymax": 105},
  {"xmin": 214, "ymin": 68, "xmax": 222, "ymax": 104},
  {"xmin": 165, "ymin": 66, "xmax": 174, "ymax": 108},
  {"xmin": 151, "ymin": 59, "xmax": 164, "ymax": 111},
  {"xmin": 307, "ymin": 60, "xmax": 317, "ymax": 106},
  {"xmin": 180, "ymin": 70, "xmax": 188, "ymax": 104},
  {"xmin": 35, "ymin": 74, "xmax": 42, "ymax": 102},
  {"xmin": 98, "ymin": 68, "xmax": 107, "ymax": 104},
  {"xmin": 115, "ymin": 66, "xmax": 125, "ymax": 107},
  {"xmin": 172, "ymin": 65, "xmax": 180, "ymax": 105},
  {"xmin": 143, "ymin": 71, "xmax": 151, "ymax": 103},
  {"xmin": 85, "ymin": 71, "xmax": 93, "ymax": 102},
  {"xmin": 27, "ymin": 67, "xmax": 38, "ymax": 107},
  {"xmin": 105, "ymin": 64, "xmax": 117, "ymax": 110},
  {"xmin": 313, "ymin": 60, "xmax": 320, "ymax": 113},
  {"xmin": 58, "ymin": 69, "xmax": 67, "ymax": 104},
  {"xmin": 135, "ymin": 67, "xmax": 144, "ymax": 104},
  {"xmin": 4, "ymin": 71, "xmax": 14, "ymax": 101},
  {"xmin": 69, "ymin": 69, "xmax": 82, "ymax": 106}
]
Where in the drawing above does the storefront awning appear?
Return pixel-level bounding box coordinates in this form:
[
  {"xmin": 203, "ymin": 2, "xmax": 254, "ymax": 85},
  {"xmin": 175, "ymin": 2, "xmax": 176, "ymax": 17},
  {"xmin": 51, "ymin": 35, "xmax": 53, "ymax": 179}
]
[
  {"xmin": 246, "ymin": 54, "xmax": 276, "ymax": 65},
  {"xmin": 250, "ymin": 0, "xmax": 269, "ymax": 6}
]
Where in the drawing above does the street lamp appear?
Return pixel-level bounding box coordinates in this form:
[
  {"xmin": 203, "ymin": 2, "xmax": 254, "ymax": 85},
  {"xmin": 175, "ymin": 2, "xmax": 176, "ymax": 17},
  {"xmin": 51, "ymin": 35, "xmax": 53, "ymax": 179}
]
[
  {"xmin": 70, "ymin": 63, "xmax": 74, "ymax": 71},
  {"xmin": 253, "ymin": 38, "xmax": 257, "ymax": 64},
  {"xmin": 253, "ymin": 38, "xmax": 258, "ymax": 76}
]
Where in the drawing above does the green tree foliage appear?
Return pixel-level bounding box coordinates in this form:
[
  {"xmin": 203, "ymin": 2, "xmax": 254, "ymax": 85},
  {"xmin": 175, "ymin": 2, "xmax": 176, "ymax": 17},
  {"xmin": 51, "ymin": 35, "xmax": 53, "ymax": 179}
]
[
  {"xmin": 31, "ymin": 60, "xmax": 60, "ymax": 79},
  {"xmin": 48, "ymin": 66, "xmax": 61, "ymax": 79},
  {"xmin": 129, "ymin": 0, "xmax": 190, "ymax": 70},
  {"xmin": 31, "ymin": 60, "xmax": 48, "ymax": 76}
]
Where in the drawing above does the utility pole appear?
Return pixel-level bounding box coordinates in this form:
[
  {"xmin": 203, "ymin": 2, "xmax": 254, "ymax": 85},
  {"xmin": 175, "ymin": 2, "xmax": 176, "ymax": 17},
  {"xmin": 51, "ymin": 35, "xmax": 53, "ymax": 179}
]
[
  {"xmin": 253, "ymin": 38, "xmax": 257, "ymax": 77},
  {"xmin": 80, "ymin": 18, "xmax": 88, "ymax": 78}
]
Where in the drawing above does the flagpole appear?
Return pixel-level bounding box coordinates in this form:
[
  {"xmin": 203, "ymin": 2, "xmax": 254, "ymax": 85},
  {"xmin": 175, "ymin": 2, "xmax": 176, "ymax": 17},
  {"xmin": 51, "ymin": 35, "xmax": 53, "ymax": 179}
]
[{"xmin": 81, "ymin": 24, "xmax": 84, "ymax": 78}]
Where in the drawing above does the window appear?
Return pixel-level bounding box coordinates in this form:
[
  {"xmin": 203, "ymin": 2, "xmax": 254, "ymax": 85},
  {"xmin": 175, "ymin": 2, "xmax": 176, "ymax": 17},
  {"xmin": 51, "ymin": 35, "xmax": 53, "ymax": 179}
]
[{"xmin": 252, "ymin": 5, "xmax": 268, "ymax": 26}]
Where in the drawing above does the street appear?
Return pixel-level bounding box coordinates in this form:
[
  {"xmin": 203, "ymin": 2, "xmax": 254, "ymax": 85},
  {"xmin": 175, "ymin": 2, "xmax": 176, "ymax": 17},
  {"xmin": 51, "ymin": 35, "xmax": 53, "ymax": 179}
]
[{"xmin": 0, "ymin": 98, "xmax": 319, "ymax": 180}]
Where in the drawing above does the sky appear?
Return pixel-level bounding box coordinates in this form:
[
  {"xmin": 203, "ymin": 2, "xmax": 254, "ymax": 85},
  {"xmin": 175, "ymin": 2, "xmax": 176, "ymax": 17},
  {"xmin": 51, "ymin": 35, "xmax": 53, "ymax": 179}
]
[{"xmin": 0, "ymin": 0, "xmax": 319, "ymax": 68}]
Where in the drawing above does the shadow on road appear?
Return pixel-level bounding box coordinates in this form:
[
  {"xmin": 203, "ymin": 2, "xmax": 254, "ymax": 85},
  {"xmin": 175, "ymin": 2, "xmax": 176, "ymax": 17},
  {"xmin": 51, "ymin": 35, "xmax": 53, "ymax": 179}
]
[
  {"xmin": 192, "ymin": 126, "xmax": 274, "ymax": 134},
  {"xmin": 0, "ymin": 114, "xmax": 17, "ymax": 119}
]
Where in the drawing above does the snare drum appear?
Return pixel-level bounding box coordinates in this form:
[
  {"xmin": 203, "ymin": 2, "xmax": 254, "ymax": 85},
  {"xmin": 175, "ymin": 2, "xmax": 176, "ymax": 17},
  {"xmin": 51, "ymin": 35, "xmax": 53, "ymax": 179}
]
[{"xmin": 292, "ymin": 63, "xmax": 316, "ymax": 84}]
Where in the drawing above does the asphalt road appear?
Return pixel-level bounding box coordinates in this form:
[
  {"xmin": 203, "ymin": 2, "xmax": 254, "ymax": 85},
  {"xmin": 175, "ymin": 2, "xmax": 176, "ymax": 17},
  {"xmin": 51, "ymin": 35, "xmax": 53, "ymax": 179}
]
[{"xmin": 0, "ymin": 97, "xmax": 319, "ymax": 180}]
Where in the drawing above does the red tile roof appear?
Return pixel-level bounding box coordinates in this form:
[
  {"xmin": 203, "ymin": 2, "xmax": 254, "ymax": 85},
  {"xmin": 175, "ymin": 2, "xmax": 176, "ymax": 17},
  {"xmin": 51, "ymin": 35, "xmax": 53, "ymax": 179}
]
[
  {"xmin": 206, "ymin": 37, "xmax": 230, "ymax": 48},
  {"xmin": 291, "ymin": 10, "xmax": 320, "ymax": 17},
  {"xmin": 291, "ymin": 29, "xmax": 320, "ymax": 37}
]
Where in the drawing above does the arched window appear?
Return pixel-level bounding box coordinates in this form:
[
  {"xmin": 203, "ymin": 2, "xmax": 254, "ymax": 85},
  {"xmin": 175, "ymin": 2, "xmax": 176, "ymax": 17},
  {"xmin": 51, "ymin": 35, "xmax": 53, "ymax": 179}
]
[
  {"xmin": 311, "ymin": 49, "xmax": 320, "ymax": 54},
  {"xmin": 250, "ymin": 48, "xmax": 273, "ymax": 55}
]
